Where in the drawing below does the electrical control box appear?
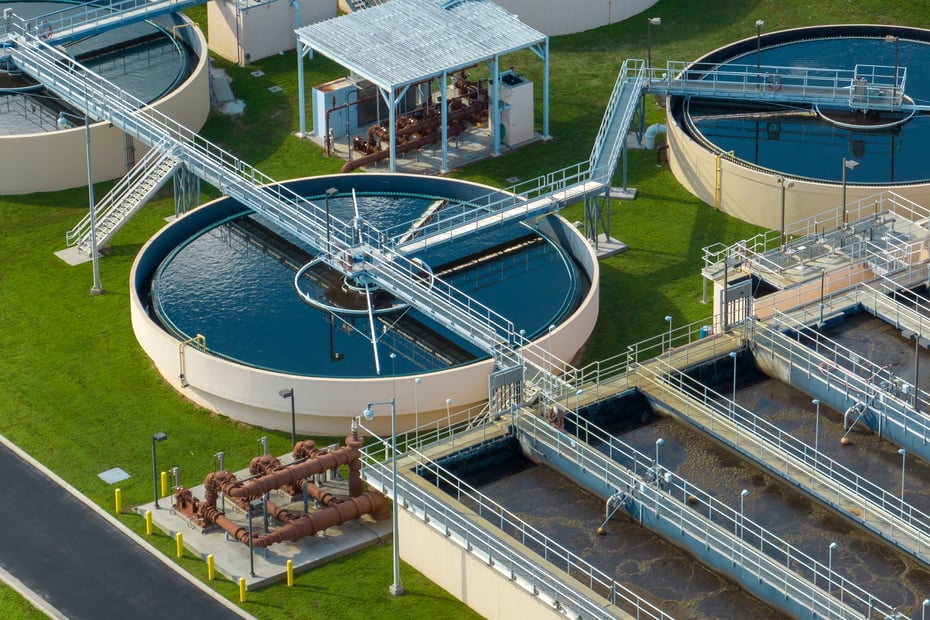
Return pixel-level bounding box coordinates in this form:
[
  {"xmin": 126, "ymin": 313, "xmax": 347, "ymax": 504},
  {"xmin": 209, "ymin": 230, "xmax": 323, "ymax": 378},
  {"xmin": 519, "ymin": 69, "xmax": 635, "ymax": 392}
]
[{"xmin": 498, "ymin": 70, "xmax": 534, "ymax": 147}]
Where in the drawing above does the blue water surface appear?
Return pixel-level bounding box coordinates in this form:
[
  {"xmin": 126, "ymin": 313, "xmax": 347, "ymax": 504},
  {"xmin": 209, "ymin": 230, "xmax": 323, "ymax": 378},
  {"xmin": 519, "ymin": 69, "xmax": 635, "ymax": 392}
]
[
  {"xmin": 152, "ymin": 194, "xmax": 587, "ymax": 378},
  {"xmin": 687, "ymin": 36, "xmax": 930, "ymax": 183}
]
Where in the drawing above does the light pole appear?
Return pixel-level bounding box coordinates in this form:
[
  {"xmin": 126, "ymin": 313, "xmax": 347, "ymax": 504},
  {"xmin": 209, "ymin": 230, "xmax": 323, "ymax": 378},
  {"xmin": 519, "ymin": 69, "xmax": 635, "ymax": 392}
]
[
  {"xmin": 776, "ymin": 176, "xmax": 794, "ymax": 249},
  {"xmin": 899, "ymin": 448, "xmax": 907, "ymax": 501},
  {"xmin": 655, "ymin": 437, "xmax": 664, "ymax": 470},
  {"xmin": 363, "ymin": 397, "xmax": 404, "ymax": 596},
  {"xmin": 755, "ymin": 19, "xmax": 765, "ymax": 78},
  {"xmin": 445, "ymin": 397, "xmax": 453, "ymax": 427},
  {"xmin": 827, "ymin": 541, "xmax": 838, "ymax": 595},
  {"xmin": 914, "ymin": 334, "xmax": 921, "ymax": 408},
  {"xmin": 575, "ymin": 388, "xmax": 584, "ymax": 411},
  {"xmin": 279, "ymin": 388, "xmax": 296, "ymax": 446},
  {"xmin": 739, "ymin": 488, "xmax": 749, "ymax": 538},
  {"xmin": 414, "ymin": 377, "xmax": 422, "ymax": 438},
  {"xmin": 647, "ymin": 17, "xmax": 661, "ymax": 71},
  {"xmin": 885, "ymin": 35, "xmax": 899, "ymax": 99},
  {"xmin": 729, "ymin": 351, "xmax": 738, "ymax": 406},
  {"xmin": 324, "ymin": 187, "xmax": 338, "ymax": 253},
  {"xmin": 812, "ymin": 398, "xmax": 821, "ymax": 456},
  {"xmin": 841, "ymin": 157, "xmax": 859, "ymax": 224},
  {"xmin": 58, "ymin": 110, "xmax": 103, "ymax": 295},
  {"xmin": 151, "ymin": 432, "xmax": 167, "ymax": 508},
  {"xmin": 922, "ymin": 598, "xmax": 929, "ymax": 620},
  {"xmin": 665, "ymin": 315, "xmax": 673, "ymax": 366}
]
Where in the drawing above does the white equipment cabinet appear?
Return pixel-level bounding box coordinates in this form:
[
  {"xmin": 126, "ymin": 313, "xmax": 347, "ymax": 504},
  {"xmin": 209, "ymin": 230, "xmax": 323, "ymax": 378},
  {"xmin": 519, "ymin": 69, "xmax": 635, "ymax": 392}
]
[{"xmin": 498, "ymin": 70, "xmax": 534, "ymax": 147}]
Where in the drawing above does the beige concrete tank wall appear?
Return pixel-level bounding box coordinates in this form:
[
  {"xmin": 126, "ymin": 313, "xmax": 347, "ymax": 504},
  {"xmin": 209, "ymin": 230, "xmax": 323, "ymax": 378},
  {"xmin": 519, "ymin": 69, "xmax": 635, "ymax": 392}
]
[
  {"xmin": 490, "ymin": 0, "xmax": 657, "ymax": 36},
  {"xmin": 208, "ymin": 0, "xmax": 335, "ymax": 66},
  {"xmin": 130, "ymin": 209, "xmax": 599, "ymax": 437},
  {"xmin": 0, "ymin": 18, "xmax": 210, "ymax": 195},
  {"xmin": 397, "ymin": 508, "xmax": 581, "ymax": 620},
  {"xmin": 665, "ymin": 103, "xmax": 930, "ymax": 229}
]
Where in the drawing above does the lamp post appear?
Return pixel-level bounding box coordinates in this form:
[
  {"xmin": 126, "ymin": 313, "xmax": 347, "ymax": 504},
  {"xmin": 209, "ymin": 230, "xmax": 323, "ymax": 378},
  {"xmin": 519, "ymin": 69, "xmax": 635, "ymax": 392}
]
[
  {"xmin": 899, "ymin": 448, "xmax": 907, "ymax": 501},
  {"xmin": 58, "ymin": 110, "xmax": 103, "ymax": 295},
  {"xmin": 445, "ymin": 397, "xmax": 453, "ymax": 427},
  {"xmin": 414, "ymin": 377, "xmax": 422, "ymax": 438},
  {"xmin": 755, "ymin": 19, "xmax": 765, "ymax": 78},
  {"xmin": 647, "ymin": 17, "xmax": 661, "ymax": 71},
  {"xmin": 914, "ymin": 333, "xmax": 922, "ymax": 408},
  {"xmin": 151, "ymin": 432, "xmax": 167, "ymax": 508},
  {"xmin": 885, "ymin": 35, "xmax": 899, "ymax": 99},
  {"xmin": 324, "ymin": 187, "xmax": 338, "ymax": 253},
  {"xmin": 841, "ymin": 157, "xmax": 859, "ymax": 224},
  {"xmin": 812, "ymin": 399, "xmax": 821, "ymax": 456},
  {"xmin": 655, "ymin": 437, "xmax": 664, "ymax": 478},
  {"xmin": 279, "ymin": 388, "xmax": 296, "ymax": 446},
  {"xmin": 827, "ymin": 541, "xmax": 838, "ymax": 596},
  {"xmin": 776, "ymin": 176, "xmax": 794, "ymax": 249},
  {"xmin": 363, "ymin": 397, "xmax": 404, "ymax": 596},
  {"xmin": 665, "ymin": 315, "xmax": 673, "ymax": 366},
  {"xmin": 739, "ymin": 488, "xmax": 749, "ymax": 538},
  {"xmin": 575, "ymin": 388, "xmax": 584, "ymax": 411},
  {"xmin": 729, "ymin": 351, "xmax": 738, "ymax": 406},
  {"xmin": 730, "ymin": 351, "xmax": 739, "ymax": 443},
  {"xmin": 922, "ymin": 598, "xmax": 929, "ymax": 620}
]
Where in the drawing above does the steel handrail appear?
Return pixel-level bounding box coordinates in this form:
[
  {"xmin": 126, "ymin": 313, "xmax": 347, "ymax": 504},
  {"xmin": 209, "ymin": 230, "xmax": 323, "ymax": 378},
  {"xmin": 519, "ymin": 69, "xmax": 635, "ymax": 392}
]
[
  {"xmin": 359, "ymin": 430, "xmax": 673, "ymax": 620},
  {"xmin": 512, "ymin": 408, "xmax": 890, "ymax": 619}
]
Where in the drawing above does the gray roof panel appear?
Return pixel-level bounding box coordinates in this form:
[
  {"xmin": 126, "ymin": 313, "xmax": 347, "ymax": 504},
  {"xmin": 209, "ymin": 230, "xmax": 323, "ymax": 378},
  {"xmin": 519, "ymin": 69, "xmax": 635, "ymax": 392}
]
[{"xmin": 296, "ymin": 0, "xmax": 547, "ymax": 89}]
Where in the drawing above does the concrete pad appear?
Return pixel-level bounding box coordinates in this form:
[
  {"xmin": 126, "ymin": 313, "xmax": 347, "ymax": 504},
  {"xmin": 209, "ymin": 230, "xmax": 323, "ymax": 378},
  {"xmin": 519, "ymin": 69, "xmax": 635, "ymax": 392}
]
[
  {"xmin": 137, "ymin": 458, "xmax": 393, "ymax": 589},
  {"xmin": 592, "ymin": 234, "xmax": 628, "ymax": 259},
  {"xmin": 54, "ymin": 246, "xmax": 90, "ymax": 265},
  {"xmin": 210, "ymin": 69, "xmax": 235, "ymax": 104},
  {"xmin": 610, "ymin": 186, "xmax": 637, "ymax": 200}
]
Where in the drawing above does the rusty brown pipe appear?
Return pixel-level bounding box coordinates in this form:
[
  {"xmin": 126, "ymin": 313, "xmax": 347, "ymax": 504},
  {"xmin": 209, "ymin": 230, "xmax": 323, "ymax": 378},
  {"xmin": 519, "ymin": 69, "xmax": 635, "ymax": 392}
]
[
  {"xmin": 325, "ymin": 93, "xmax": 379, "ymax": 156},
  {"xmin": 222, "ymin": 446, "xmax": 360, "ymax": 499},
  {"xmin": 213, "ymin": 491, "xmax": 390, "ymax": 549},
  {"xmin": 341, "ymin": 121, "xmax": 469, "ymax": 173}
]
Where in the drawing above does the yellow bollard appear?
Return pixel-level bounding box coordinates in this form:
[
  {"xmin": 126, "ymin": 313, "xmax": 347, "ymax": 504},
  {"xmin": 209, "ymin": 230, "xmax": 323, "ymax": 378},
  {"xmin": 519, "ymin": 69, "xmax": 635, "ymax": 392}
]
[
  {"xmin": 286, "ymin": 559, "xmax": 293, "ymax": 587},
  {"xmin": 175, "ymin": 532, "xmax": 183, "ymax": 558},
  {"xmin": 145, "ymin": 510, "xmax": 153, "ymax": 535},
  {"xmin": 114, "ymin": 488, "xmax": 122, "ymax": 514},
  {"xmin": 160, "ymin": 471, "xmax": 168, "ymax": 497},
  {"xmin": 239, "ymin": 577, "xmax": 247, "ymax": 603},
  {"xmin": 207, "ymin": 554, "xmax": 215, "ymax": 581}
]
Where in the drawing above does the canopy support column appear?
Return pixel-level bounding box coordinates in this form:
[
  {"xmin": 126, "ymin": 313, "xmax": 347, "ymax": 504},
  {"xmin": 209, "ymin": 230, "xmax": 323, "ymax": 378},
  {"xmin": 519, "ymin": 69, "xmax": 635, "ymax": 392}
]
[
  {"xmin": 296, "ymin": 41, "xmax": 313, "ymax": 138},
  {"xmin": 530, "ymin": 40, "xmax": 550, "ymax": 139},
  {"xmin": 489, "ymin": 55, "xmax": 500, "ymax": 156},
  {"xmin": 382, "ymin": 84, "xmax": 411, "ymax": 173},
  {"xmin": 441, "ymin": 70, "xmax": 449, "ymax": 172}
]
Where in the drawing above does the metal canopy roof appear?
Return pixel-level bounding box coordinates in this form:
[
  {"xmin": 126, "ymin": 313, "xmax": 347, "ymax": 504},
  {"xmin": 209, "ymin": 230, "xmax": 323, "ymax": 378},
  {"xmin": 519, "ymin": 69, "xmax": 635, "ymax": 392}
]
[{"xmin": 296, "ymin": 0, "xmax": 547, "ymax": 91}]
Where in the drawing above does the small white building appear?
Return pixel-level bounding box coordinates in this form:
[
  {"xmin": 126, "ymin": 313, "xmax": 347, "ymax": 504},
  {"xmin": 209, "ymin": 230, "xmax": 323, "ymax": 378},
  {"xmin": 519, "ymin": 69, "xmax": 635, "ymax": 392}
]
[{"xmin": 207, "ymin": 0, "xmax": 335, "ymax": 65}]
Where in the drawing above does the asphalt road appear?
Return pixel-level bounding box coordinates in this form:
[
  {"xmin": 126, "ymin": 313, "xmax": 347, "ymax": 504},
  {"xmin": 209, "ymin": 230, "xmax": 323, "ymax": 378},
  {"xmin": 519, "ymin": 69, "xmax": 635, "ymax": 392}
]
[{"xmin": 0, "ymin": 439, "xmax": 251, "ymax": 620}]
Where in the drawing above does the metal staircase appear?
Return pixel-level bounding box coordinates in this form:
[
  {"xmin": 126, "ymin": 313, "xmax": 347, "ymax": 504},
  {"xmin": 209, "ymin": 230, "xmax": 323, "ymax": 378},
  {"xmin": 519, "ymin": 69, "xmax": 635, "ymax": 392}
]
[
  {"xmin": 588, "ymin": 59, "xmax": 647, "ymax": 184},
  {"xmin": 391, "ymin": 59, "xmax": 647, "ymax": 255},
  {"xmin": 67, "ymin": 139, "xmax": 182, "ymax": 255},
  {"xmin": 8, "ymin": 31, "xmax": 529, "ymax": 365}
]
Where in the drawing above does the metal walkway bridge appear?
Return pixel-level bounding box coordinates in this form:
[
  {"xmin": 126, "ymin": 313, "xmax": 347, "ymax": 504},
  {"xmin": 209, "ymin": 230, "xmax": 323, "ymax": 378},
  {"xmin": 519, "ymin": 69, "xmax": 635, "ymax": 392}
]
[
  {"xmin": 358, "ymin": 390, "xmax": 900, "ymax": 620},
  {"xmin": 4, "ymin": 0, "xmax": 206, "ymax": 47},
  {"xmin": 388, "ymin": 58, "xmax": 647, "ymax": 256},
  {"xmin": 3, "ymin": 16, "xmax": 644, "ymax": 370},
  {"xmin": 645, "ymin": 59, "xmax": 927, "ymax": 113}
]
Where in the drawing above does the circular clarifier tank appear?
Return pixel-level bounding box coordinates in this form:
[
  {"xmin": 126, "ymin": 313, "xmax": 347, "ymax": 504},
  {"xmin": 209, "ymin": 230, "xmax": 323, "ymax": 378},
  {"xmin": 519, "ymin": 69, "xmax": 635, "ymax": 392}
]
[
  {"xmin": 131, "ymin": 174, "xmax": 600, "ymax": 436},
  {"xmin": 665, "ymin": 25, "xmax": 930, "ymax": 229},
  {"xmin": 0, "ymin": 0, "xmax": 210, "ymax": 194}
]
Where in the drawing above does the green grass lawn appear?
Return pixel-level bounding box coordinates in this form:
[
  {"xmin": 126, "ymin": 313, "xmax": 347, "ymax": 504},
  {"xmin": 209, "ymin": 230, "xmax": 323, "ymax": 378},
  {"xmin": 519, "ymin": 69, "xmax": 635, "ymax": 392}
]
[{"xmin": 0, "ymin": 0, "xmax": 927, "ymax": 617}]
